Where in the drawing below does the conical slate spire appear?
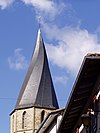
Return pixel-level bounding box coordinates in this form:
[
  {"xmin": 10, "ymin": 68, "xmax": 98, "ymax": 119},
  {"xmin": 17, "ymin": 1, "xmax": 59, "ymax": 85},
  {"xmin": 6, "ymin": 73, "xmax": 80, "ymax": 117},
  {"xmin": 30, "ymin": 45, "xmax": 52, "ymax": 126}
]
[{"xmin": 15, "ymin": 29, "xmax": 59, "ymax": 109}]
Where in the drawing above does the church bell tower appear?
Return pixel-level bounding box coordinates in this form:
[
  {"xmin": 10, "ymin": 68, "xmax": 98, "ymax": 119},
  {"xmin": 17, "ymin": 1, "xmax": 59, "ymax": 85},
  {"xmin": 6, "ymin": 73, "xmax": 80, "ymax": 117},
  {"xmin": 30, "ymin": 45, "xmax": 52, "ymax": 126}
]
[{"xmin": 10, "ymin": 29, "xmax": 59, "ymax": 133}]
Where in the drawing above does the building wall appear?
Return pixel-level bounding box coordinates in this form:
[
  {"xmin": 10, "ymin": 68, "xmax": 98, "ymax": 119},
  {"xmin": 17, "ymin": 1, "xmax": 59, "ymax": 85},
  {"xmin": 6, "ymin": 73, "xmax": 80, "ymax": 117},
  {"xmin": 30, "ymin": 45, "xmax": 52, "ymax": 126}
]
[
  {"xmin": 10, "ymin": 107, "xmax": 52, "ymax": 133},
  {"xmin": 40, "ymin": 114, "xmax": 63, "ymax": 133}
]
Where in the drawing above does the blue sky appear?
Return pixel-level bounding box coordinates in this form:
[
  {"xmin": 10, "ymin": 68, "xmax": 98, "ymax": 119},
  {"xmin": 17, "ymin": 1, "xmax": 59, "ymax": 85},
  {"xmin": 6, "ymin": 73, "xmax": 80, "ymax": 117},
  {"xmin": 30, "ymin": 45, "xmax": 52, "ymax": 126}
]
[{"xmin": 0, "ymin": 0, "xmax": 100, "ymax": 132}]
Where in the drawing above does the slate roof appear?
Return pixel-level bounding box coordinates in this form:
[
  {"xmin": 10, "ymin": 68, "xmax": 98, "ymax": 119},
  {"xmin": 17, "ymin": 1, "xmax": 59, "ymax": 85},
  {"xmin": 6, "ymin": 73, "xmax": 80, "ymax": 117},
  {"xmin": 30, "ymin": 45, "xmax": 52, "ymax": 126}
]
[
  {"xmin": 58, "ymin": 54, "xmax": 100, "ymax": 133},
  {"xmin": 15, "ymin": 29, "xmax": 59, "ymax": 110}
]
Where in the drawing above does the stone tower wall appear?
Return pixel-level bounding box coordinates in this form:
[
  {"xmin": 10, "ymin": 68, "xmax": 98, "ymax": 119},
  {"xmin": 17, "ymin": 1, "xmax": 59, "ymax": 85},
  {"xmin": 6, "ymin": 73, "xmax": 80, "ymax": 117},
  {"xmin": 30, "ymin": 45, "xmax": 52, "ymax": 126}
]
[{"xmin": 10, "ymin": 107, "xmax": 53, "ymax": 133}]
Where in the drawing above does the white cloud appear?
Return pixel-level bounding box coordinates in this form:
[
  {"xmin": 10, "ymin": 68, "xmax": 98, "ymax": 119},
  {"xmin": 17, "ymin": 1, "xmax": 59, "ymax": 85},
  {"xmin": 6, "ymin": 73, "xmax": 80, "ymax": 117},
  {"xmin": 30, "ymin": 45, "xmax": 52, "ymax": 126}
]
[
  {"xmin": 8, "ymin": 48, "xmax": 28, "ymax": 70},
  {"xmin": 23, "ymin": 0, "xmax": 54, "ymax": 10},
  {"xmin": 22, "ymin": 0, "xmax": 66, "ymax": 19},
  {"xmin": 43, "ymin": 23, "xmax": 100, "ymax": 75},
  {"xmin": 1, "ymin": 0, "xmax": 100, "ymax": 77},
  {"xmin": 0, "ymin": 0, "xmax": 14, "ymax": 9},
  {"xmin": 0, "ymin": 0, "xmax": 66, "ymax": 18},
  {"xmin": 54, "ymin": 75, "xmax": 68, "ymax": 85},
  {"xmin": 22, "ymin": 0, "xmax": 56, "ymax": 13}
]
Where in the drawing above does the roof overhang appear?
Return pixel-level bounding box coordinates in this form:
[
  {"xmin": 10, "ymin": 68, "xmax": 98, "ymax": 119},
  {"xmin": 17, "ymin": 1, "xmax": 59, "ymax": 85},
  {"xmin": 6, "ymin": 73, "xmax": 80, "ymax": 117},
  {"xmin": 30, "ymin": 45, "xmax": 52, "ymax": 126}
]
[{"xmin": 58, "ymin": 54, "xmax": 100, "ymax": 133}]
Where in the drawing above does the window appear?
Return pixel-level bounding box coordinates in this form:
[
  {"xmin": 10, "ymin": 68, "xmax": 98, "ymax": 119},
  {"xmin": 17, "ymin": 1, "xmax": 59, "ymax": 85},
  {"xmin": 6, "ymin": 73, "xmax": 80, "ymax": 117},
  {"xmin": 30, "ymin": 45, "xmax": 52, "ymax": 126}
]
[
  {"xmin": 41, "ymin": 110, "xmax": 45, "ymax": 123},
  {"xmin": 22, "ymin": 111, "xmax": 27, "ymax": 129},
  {"xmin": 12, "ymin": 115, "xmax": 14, "ymax": 132}
]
